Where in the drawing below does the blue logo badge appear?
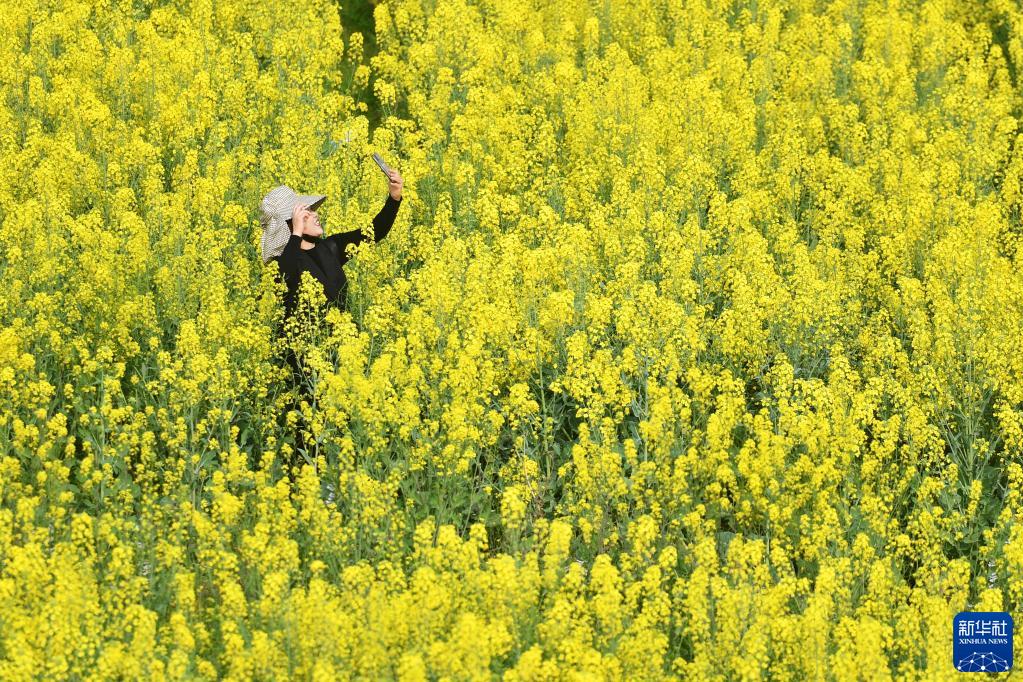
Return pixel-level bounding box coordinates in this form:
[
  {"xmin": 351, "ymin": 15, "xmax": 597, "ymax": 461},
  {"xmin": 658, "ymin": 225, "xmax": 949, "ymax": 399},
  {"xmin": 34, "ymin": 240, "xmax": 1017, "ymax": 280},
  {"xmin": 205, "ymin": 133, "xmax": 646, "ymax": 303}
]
[{"xmin": 953, "ymin": 612, "xmax": 1013, "ymax": 673}]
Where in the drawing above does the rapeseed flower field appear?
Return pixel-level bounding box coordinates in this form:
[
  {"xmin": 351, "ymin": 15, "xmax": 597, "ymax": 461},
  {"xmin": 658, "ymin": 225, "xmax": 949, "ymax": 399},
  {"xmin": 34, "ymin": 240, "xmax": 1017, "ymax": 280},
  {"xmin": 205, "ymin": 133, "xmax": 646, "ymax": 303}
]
[{"xmin": 1, "ymin": 0, "xmax": 1022, "ymax": 678}]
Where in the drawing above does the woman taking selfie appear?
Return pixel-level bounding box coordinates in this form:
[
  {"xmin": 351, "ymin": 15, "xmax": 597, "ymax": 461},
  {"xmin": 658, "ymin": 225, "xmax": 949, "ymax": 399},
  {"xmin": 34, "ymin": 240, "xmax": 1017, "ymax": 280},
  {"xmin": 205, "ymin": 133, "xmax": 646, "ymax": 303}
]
[{"xmin": 258, "ymin": 165, "xmax": 404, "ymax": 477}]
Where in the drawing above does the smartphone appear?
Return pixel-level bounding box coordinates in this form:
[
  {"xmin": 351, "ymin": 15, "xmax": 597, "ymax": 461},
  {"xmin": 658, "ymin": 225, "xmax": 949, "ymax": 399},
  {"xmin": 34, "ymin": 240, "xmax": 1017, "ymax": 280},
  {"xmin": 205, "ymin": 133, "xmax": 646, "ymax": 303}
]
[{"xmin": 372, "ymin": 152, "xmax": 392, "ymax": 176}]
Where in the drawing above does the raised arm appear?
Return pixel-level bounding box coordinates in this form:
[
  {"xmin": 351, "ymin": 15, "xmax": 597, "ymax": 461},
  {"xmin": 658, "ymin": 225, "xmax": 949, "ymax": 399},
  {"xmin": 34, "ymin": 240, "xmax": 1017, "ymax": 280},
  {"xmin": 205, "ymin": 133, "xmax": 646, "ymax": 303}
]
[
  {"xmin": 371, "ymin": 194, "xmax": 402, "ymax": 240},
  {"xmin": 326, "ymin": 194, "xmax": 403, "ymax": 265},
  {"xmin": 277, "ymin": 233, "xmax": 306, "ymax": 282},
  {"xmin": 278, "ymin": 203, "xmax": 316, "ymax": 282}
]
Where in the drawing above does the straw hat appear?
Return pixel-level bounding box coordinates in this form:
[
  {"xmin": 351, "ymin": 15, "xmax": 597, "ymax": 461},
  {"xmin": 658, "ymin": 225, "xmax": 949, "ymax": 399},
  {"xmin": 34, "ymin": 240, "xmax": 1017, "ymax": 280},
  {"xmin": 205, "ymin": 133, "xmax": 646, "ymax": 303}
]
[{"xmin": 259, "ymin": 184, "xmax": 326, "ymax": 263}]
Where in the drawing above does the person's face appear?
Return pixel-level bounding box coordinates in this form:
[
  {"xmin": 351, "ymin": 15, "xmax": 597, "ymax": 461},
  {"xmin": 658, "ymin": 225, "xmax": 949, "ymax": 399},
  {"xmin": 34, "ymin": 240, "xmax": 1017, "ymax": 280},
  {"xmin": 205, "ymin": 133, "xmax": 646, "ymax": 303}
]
[
  {"xmin": 304, "ymin": 208, "xmax": 323, "ymax": 237},
  {"xmin": 287, "ymin": 206, "xmax": 324, "ymax": 237}
]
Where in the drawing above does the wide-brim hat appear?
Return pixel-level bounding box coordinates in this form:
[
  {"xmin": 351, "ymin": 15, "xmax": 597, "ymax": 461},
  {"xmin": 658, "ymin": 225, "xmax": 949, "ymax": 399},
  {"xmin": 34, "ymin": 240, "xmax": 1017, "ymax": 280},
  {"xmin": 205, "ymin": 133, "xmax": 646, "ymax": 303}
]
[{"xmin": 259, "ymin": 184, "xmax": 327, "ymax": 263}]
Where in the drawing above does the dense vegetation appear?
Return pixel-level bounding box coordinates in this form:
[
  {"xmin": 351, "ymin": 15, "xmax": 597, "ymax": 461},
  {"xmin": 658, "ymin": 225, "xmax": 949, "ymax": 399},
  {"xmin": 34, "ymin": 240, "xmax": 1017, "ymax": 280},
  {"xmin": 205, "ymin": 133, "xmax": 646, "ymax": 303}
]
[{"xmin": 1, "ymin": 0, "xmax": 1021, "ymax": 678}]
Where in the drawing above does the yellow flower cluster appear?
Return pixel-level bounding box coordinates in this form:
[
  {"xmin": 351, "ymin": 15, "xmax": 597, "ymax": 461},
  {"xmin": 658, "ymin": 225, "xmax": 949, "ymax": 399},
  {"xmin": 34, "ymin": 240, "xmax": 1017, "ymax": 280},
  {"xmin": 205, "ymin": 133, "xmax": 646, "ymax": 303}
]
[{"xmin": 1, "ymin": 0, "xmax": 1022, "ymax": 678}]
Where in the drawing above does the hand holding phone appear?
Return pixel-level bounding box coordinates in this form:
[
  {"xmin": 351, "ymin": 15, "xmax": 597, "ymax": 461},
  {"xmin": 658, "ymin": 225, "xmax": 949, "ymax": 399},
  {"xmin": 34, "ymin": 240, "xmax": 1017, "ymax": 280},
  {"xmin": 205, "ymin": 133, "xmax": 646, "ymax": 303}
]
[{"xmin": 374, "ymin": 153, "xmax": 403, "ymax": 200}]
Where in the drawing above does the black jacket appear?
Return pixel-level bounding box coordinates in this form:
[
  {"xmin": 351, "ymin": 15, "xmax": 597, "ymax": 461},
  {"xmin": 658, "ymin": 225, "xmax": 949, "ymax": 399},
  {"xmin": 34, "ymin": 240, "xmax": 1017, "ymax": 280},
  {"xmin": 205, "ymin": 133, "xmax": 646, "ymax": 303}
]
[{"xmin": 274, "ymin": 195, "xmax": 402, "ymax": 319}]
